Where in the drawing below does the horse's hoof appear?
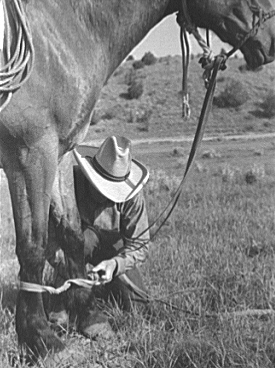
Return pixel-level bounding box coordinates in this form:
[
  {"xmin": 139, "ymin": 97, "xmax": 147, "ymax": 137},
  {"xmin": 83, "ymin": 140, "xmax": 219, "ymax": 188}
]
[
  {"xmin": 78, "ymin": 310, "xmax": 115, "ymax": 340},
  {"xmin": 19, "ymin": 323, "xmax": 65, "ymax": 363},
  {"xmin": 23, "ymin": 335, "xmax": 65, "ymax": 366}
]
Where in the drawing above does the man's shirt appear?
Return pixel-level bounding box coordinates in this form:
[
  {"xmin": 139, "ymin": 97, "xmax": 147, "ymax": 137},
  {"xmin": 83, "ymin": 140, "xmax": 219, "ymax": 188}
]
[{"xmin": 74, "ymin": 166, "xmax": 150, "ymax": 275}]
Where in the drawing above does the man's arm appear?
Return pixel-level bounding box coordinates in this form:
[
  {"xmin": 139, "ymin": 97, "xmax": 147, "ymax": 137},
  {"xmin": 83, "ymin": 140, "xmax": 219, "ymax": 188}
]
[{"xmin": 113, "ymin": 190, "xmax": 150, "ymax": 276}]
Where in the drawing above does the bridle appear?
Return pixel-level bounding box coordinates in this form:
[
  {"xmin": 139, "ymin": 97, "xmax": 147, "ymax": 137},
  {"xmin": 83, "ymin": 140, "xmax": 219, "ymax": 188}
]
[{"xmin": 178, "ymin": 0, "xmax": 275, "ymax": 116}]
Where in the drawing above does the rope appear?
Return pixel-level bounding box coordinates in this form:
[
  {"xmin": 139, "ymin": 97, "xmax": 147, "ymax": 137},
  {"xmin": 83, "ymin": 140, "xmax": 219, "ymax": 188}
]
[
  {"xmin": 0, "ymin": 0, "xmax": 34, "ymax": 113},
  {"xmin": 176, "ymin": 0, "xmax": 215, "ymax": 117},
  {"xmin": 179, "ymin": 27, "xmax": 190, "ymax": 119},
  {"xmin": 20, "ymin": 276, "xmax": 99, "ymax": 294}
]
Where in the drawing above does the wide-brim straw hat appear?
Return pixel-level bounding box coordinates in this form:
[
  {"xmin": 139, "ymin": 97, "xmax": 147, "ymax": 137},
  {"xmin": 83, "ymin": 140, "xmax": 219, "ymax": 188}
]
[{"xmin": 73, "ymin": 136, "xmax": 149, "ymax": 203}]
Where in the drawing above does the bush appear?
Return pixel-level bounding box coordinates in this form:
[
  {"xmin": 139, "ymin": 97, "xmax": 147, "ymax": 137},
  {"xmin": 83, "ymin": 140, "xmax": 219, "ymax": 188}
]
[
  {"xmin": 238, "ymin": 64, "xmax": 249, "ymax": 73},
  {"xmin": 127, "ymin": 78, "xmax": 143, "ymax": 99},
  {"xmin": 132, "ymin": 60, "xmax": 145, "ymax": 70},
  {"xmin": 259, "ymin": 90, "xmax": 275, "ymax": 118},
  {"xmin": 126, "ymin": 55, "xmax": 134, "ymax": 61},
  {"xmin": 213, "ymin": 79, "xmax": 249, "ymax": 108},
  {"xmin": 141, "ymin": 51, "xmax": 157, "ymax": 66},
  {"xmin": 90, "ymin": 109, "xmax": 101, "ymax": 125},
  {"xmin": 239, "ymin": 63, "xmax": 263, "ymax": 73},
  {"xmin": 100, "ymin": 105, "xmax": 123, "ymax": 120}
]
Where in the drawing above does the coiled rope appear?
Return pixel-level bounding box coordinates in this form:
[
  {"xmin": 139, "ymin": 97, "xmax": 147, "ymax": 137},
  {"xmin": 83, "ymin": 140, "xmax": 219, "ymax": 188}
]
[{"xmin": 0, "ymin": 0, "xmax": 34, "ymax": 113}]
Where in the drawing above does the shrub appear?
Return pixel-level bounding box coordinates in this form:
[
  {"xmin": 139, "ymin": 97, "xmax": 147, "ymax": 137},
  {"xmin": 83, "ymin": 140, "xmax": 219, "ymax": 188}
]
[
  {"xmin": 127, "ymin": 78, "xmax": 143, "ymax": 99},
  {"xmin": 243, "ymin": 123, "xmax": 255, "ymax": 132},
  {"xmin": 100, "ymin": 105, "xmax": 123, "ymax": 120},
  {"xmin": 141, "ymin": 51, "xmax": 157, "ymax": 66},
  {"xmin": 122, "ymin": 68, "xmax": 134, "ymax": 86},
  {"xmin": 126, "ymin": 55, "xmax": 134, "ymax": 61},
  {"xmin": 201, "ymin": 150, "xmax": 221, "ymax": 159},
  {"xmin": 213, "ymin": 79, "xmax": 249, "ymax": 108},
  {"xmin": 132, "ymin": 60, "xmax": 145, "ymax": 70},
  {"xmin": 239, "ymin": 64, "xmax": 263, "ymax": 73},
  {"xmin": 90, "ymin": 109, "xmax": 101, "ymax": 125},
  {"xmin": 137, "ymin": 106, "xmax": 152, "ymax": 132},
  {"xmin": 259, "ymin": 90, "xmax": 275, "ymax": 118},
  {"xmin": 245, "ymin": 164, "xmax": 266, "ymax": 184}
]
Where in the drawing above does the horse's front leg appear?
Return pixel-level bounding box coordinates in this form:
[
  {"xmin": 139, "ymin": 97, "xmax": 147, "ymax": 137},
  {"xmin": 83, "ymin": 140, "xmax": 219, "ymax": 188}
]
[
  {"xmin": 49, "ymin": 152, "xmax": 109, "ymax": 338},
  {"xmin": 3, "ymin": 141, "xmax": 64, "ymax": 360}
]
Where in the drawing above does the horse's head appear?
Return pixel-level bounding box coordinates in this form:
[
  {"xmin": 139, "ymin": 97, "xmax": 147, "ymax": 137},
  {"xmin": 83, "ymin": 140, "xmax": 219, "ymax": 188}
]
[{"xmin": 187, "ymin": 0, "xmax": 275, "ymax": 69}]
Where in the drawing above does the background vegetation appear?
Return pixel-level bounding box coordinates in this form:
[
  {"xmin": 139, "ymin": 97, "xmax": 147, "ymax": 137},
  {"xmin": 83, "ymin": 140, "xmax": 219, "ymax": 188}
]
[{"xmin": 87, "ymin": 54, "xmax": 275, "ymax": 143}]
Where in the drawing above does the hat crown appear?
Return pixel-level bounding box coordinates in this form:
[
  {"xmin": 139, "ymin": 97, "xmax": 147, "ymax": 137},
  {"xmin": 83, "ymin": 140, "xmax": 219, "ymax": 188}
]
[{"xmin": 95, "ymin": 136, "xmax": 132, "ymax": 178}]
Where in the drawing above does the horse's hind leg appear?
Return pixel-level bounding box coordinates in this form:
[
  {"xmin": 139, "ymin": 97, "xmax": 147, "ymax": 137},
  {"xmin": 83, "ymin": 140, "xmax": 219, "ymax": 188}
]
[{"xmin": 3, "ymin": 140, "xmax": 64, "ymax": 359}]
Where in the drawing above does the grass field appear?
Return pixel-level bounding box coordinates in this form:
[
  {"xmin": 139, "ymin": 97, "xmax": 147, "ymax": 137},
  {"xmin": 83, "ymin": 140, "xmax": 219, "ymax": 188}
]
[{"xmin": 0, "ymin": 135, "xmax": 275, "ymax": 367}]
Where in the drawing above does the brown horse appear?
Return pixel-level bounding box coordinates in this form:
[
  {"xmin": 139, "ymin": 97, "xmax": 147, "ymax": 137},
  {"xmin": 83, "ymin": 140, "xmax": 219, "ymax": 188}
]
[{"xmin": 0, "ymin": 0, "xmax": 274, "ymax": 361}]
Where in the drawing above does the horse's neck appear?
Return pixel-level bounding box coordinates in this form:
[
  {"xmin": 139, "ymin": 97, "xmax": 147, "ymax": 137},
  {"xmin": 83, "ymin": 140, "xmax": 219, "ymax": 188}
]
[{"xmin": 80, "ymin": 0, "xmax": 173, "ymax": 74}]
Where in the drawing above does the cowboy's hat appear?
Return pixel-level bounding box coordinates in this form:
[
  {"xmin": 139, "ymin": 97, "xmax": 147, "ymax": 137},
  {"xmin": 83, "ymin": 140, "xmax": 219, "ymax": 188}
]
[{"xmin": 73, "ymin": 136, "xmax": 149, "ymax": 203}]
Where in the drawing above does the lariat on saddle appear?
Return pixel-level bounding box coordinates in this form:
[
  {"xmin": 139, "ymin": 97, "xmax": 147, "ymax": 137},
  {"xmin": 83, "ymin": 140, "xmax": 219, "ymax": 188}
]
[{"xmin": 0, "ymin": 0, "xmax": 34, "ymax": 113}]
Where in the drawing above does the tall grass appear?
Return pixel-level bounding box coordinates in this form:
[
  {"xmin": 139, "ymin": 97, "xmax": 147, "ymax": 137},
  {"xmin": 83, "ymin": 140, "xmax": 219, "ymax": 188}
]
[{"xmin": 0, "ymin": 163, "xmax": 275, "ymax": 367}]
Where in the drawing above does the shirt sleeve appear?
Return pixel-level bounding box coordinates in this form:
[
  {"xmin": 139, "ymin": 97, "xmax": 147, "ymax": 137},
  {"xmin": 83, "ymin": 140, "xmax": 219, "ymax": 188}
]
[{"xmin": 113, "ymin": 190, "xmax": 150, "ymax": 276}]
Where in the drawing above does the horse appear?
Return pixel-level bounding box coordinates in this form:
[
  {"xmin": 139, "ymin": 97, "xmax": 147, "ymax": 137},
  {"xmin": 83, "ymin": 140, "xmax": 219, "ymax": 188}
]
[{"xmin": 0, "ymin": 0, "xmax": 274, "ymax": 361}]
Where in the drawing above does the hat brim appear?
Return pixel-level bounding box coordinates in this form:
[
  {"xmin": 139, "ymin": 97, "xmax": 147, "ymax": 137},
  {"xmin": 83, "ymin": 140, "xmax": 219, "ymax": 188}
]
[{"xmin": 73, "ymin": 144, "xmax": 149, "ymax": 203}]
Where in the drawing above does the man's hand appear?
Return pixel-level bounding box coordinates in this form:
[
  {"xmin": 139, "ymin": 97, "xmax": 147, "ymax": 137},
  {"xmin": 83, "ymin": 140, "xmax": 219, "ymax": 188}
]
[{"xmin": 92, "ymin": 259, "xmax": 117, "ymax": 285}]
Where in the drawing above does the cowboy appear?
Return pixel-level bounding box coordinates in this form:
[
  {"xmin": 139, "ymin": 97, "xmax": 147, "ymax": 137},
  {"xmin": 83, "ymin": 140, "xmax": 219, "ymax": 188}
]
[
  {"xmin": 49, "ymin": 135, "xmax": 150, "ymax": 326},
  {"xmin": 72, "ymin": 135, "xmax": 151, "ymax": 311}
]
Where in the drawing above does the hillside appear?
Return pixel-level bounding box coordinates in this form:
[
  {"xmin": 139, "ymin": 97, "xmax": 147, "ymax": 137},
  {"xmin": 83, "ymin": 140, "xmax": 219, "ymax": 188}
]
[{"xmin": 86, "ymin": 54, "xmax": 275, "ymax": 143}]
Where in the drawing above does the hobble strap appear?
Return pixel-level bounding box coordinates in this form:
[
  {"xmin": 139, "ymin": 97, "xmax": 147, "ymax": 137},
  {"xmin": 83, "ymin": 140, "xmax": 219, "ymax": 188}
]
[{"xmin": 20, "ymin": 277, "xmax": 98, "ymax": 294}]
